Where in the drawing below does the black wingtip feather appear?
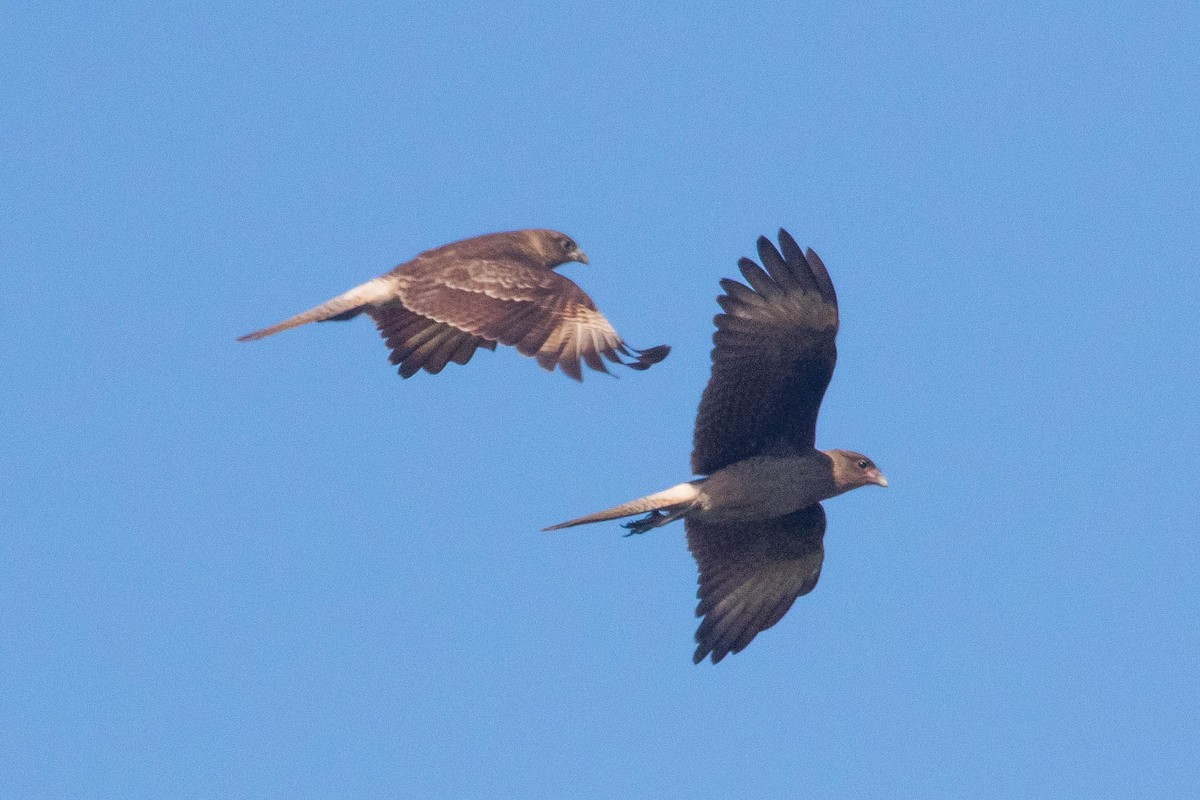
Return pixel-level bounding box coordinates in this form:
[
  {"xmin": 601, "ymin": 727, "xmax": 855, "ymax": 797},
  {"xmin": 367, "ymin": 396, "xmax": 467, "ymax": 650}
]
[
  {"xmin": 804, "ymin": 247, "xmax": 838, "ymax": 306},
  {"xmin": 736, "ymin": 257, "xmax": 763, "ymax": 279},
  {"xmin": 755, "ymin": 235, "xmax": 775, "ymax": 257},
  {"xmin": 631, "ymin": 344, "xmax": 670, "ymax": 368},
  {"xmin": 756, "ymin": 235, "xmax": 788, "ymax": 277},
  {"xmin": 738, "ymin": 259, "xmax": 781, "ymax": 298},
  {"xmin": 772, "ymin": 229, "xmax": 819, "ymax": 294},
  {"xmin": 776, "ymin": 229, "xmax": 805, "ymax": 270},
  {"xmin": 777, "ymin": 228, "xmax": 798, "ymax": 251},
  {"xmin": 614, "ymin": 343, "xmax": 670, "ymax": 371}
]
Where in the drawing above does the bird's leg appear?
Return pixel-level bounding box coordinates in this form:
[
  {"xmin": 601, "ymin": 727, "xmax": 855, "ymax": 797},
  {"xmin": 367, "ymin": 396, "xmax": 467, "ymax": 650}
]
[
  {"xmin": 622, "ymin": 507, "xmax": 689, "ymax": 536},
  {"xmin": 622, "ymin": 511, "xmax": 665, "ymax": 536}
]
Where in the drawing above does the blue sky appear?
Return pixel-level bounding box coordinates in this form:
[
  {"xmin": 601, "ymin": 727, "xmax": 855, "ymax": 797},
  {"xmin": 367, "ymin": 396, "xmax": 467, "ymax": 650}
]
[{"xmin": 3, "ymin": 1, "xmax": 1198, "ymax": 797}]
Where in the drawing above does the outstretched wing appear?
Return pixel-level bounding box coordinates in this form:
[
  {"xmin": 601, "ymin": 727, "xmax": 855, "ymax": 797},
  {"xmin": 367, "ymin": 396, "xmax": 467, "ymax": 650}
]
[
  {"xmin": 393, "ymin": 259, "xmax": 668, "ymax": 381},
  {"xmin": 686, "ymin": 504, "xmax": 826, "ymax": 665},
  {"xmin": 691, "ymin": 230, "xmax": 839, "ymax": 475},
  {"xmin": 367, "ymin": 302, "xmax": 497, "ymax": 378}
]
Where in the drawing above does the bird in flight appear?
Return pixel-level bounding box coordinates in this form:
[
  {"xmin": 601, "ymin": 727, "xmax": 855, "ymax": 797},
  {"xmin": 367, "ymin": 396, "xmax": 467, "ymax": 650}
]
[
  {"xmin": 546, "ymin": 230, "xmax": 887, "ymax": 663},
  {"xmin": 238, "ymin": 229, "xmax": 670, "ymax": 381}
]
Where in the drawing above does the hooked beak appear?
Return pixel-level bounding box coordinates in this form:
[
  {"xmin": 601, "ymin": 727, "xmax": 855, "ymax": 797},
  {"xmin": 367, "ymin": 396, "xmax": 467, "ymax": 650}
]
[
  {"xmin": 866, "ymin": 469, "xmax": 889, "ymax": 488},
  {"xmin": 574, "ymin": 250, "xmax": 589, "ymax": 264}
]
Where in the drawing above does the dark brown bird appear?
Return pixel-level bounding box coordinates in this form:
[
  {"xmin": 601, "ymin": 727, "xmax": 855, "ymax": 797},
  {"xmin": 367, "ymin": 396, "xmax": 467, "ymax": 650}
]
[
  {"xmin": 545, "ymin": 230, "xmax": 887, "ymax": 663},
  {"xmin": 238, "ymin": 229, "xmax": 669, "ymax": 380}
]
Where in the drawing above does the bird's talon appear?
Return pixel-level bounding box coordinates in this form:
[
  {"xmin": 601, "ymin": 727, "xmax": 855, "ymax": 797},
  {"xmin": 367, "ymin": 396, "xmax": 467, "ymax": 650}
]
[{"xmin": 622, "ymin": 511, "xmax": 665, "ymax": 536}]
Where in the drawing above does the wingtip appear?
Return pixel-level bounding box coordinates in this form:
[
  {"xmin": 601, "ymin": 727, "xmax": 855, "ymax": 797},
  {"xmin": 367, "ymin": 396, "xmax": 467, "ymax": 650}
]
[
  {"xmin": 756, "ymin": 235, "xmax": 785, "ymax": 269},
  {"xmin": 637, "ymin": 344, "xmax": 671, "ymax": 366},
  {"xmin": 692, "ymin": 644, "xmax": 726, "ymax": 665},
  {"xmin": 615, "ymin": 343, "xmax": 670, "ymax": 371},
  {"xmin": 777, "ymin": 228, "xmax": 800, "ymax": 255}
]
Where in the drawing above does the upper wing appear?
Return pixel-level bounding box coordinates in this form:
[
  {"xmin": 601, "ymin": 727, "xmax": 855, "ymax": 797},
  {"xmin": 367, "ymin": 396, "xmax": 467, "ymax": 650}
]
[
  {"xmin": 691, "ymin": 230, "xmax": 839, "ymax": 475},
  {"xmin": 392, "ymin": 258, "xmax": 668, "ymax": 381},
  {"xmin": 686, "ymin": 504, "xmax": 826, "ymax": 665}
]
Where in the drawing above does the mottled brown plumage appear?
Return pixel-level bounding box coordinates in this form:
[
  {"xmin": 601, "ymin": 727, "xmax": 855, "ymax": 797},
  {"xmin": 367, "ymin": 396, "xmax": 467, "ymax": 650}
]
[
  {"xmin": 238, "ymin": 229, "xmax": 669, "ymax": 381},
  {"xmin": 545, "ymin": 230, "xmax": 886, "ymax": 664}
]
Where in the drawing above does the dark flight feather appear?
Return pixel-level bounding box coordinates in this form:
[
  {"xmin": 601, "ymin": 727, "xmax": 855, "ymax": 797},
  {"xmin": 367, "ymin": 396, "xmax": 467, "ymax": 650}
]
[
  {"xmin": 691, "ymin": 230, "xmax": 840, "ymax": 474},
  {"xmin": 544, "ymin": 229, "xmax": 883, "ymax": 665},
  {"xmin": 688, "ymin": 504, "xmax": 826, "ymax": 664}
]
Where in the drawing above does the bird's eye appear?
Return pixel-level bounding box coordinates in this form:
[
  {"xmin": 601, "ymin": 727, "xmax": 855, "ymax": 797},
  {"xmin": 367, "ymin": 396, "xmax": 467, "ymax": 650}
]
[
  {"xmin": 856, "ymin": 459, "xmax": 870, "ymax": 469},
  {"xmin": 562, "ymin": 239, "xmax": 576, "ymax": 252}
]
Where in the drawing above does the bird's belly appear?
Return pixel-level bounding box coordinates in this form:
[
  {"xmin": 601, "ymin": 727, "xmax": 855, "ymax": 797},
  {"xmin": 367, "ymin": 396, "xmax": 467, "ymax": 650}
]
[{"xmin": 695, "ymin": 457, "xmax": 826, "ymax": 522}]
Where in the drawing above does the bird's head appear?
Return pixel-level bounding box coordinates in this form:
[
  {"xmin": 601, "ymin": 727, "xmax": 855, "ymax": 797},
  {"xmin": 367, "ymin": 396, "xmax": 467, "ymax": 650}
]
[
  {"xmin": 827, "ymin": 449, "xmax": 889, "ymax": 491},
  {"xmin": 531, "ymin": 229, "xmax": 589, "ymax": 269}
]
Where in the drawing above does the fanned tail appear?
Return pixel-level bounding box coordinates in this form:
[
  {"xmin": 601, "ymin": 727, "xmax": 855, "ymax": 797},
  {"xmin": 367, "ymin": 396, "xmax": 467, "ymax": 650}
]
[{"xmin": 543, "ymin": 481, "xmax": 700, "ymax": 531}]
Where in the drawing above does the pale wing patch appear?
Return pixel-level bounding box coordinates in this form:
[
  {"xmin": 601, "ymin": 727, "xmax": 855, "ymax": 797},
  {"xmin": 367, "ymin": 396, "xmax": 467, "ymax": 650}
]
[
  {"xmin": 394, "ymin": 263, "xmax": 666, "ymax": 380},
  {"xmin": 776, "ymin": 289, "xmax": 838, "ymax": 331},
  {"xmin": 427, "ymin": 261, "xmax": 556, "ymax": 299}
]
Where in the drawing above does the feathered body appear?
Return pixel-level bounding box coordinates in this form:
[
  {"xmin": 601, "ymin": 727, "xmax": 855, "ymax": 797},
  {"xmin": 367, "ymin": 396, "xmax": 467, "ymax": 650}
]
[
  {"xmin": 546, "ymin": 230, "xmax": 887, "ymax": 663},
  {"xmin": 239, "ymin": 229, "xmax": 669, "ymax": 381}
]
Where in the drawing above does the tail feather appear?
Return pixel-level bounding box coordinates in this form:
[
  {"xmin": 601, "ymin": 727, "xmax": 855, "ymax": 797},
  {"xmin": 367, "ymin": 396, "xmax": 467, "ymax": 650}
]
[
  {"xmin": 543, "ymin": 482, "xmax": 700, "ymax": 531},
  {"xmin": 237, "ymin": 277, "xmax": 395, "ymax": 342}
]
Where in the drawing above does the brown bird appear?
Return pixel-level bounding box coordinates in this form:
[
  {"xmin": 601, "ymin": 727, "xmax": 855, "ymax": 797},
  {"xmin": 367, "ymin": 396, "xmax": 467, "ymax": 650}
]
[
  {"xmin": 238, "ymin": 229, "xmax": 670, "ymax": 381},
  {"xmin": 545, "ymin": 230, "xmax": 887, "ymax": 664}
]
